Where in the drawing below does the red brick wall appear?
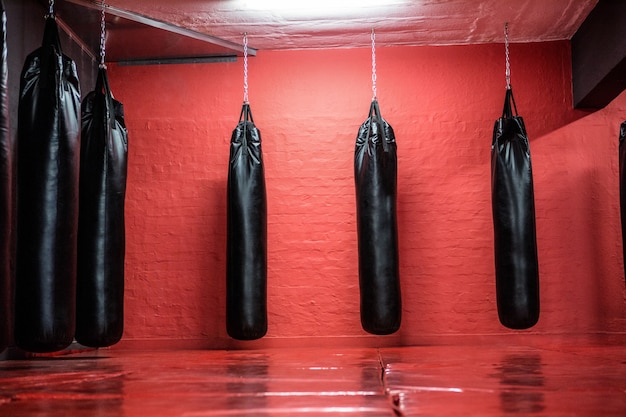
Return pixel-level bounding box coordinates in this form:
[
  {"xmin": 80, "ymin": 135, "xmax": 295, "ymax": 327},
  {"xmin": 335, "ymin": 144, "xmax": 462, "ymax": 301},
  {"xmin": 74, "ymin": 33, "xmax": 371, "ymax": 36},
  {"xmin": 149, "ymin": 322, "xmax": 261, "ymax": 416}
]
[{"xmin": 107, "ymin": 40, "xmax": 625, "ymax": 349}]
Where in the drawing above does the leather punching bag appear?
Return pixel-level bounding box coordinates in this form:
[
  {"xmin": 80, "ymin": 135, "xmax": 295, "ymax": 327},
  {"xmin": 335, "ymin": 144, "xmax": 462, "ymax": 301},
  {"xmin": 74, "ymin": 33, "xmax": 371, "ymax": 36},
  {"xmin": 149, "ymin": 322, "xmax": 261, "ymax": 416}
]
[
  {"xmin": 0, "ymin": 0, "xmax": 9, "ymax": 352},
  {"xmin": 619, "ymin": 121, "xmax": 626, "ymax": 284},
  {"xmin": 491, "ymin": 87, "xmax": 539, "ymax": 329},
  {"xmin": 76, "ymin": 67, "xmax": 128, "ymax": 347},
  {"xmin": 354, "ymin": 99, "xmax": 401, "ymax": 335},
  {"xmin": 226, "ymin": 103, "xmax": 267, "ymax": 340},
  {"xmin": 15, "ymin": 17, "xmax": 81, "ymax": 352}
]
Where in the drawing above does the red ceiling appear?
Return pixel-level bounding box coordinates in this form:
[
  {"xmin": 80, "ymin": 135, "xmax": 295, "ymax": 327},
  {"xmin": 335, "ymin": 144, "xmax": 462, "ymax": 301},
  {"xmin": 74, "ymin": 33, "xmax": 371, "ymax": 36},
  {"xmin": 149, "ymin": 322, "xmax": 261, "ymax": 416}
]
[{"xmin": 97, "ymin": 0, "xmax": 598, "ymax": 50}]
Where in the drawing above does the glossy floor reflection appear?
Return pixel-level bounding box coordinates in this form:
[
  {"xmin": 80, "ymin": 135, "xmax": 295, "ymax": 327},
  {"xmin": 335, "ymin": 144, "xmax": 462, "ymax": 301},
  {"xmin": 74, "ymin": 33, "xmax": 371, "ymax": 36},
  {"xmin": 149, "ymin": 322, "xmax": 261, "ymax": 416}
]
[{"xmin": 0, "ymin": 342, "xmax": 624, "ymax": 416}]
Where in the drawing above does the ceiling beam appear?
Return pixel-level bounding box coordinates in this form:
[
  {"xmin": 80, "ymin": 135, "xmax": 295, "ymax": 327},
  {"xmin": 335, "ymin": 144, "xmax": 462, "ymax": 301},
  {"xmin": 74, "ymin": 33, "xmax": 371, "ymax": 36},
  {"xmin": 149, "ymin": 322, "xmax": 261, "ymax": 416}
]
[{"xmin": 571, "ymin": 0, "xmax": 626, "ymax": 109}]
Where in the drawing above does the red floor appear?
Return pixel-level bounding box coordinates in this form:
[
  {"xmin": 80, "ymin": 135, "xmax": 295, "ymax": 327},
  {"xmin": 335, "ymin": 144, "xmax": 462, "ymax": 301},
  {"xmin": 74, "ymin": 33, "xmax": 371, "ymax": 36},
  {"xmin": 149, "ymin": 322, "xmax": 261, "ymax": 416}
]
[{"xmin": 0, "ymin": 341, "xmax": 625, "ymax": 416}]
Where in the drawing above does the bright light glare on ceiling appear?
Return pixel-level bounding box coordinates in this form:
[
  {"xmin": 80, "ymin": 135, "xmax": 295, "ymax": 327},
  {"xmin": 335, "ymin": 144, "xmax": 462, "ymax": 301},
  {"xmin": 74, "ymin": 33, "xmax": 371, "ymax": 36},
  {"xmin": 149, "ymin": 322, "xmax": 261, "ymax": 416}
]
[{"xmin": 243, "ymin": 0, "xmax": 406, "ymax": 11}]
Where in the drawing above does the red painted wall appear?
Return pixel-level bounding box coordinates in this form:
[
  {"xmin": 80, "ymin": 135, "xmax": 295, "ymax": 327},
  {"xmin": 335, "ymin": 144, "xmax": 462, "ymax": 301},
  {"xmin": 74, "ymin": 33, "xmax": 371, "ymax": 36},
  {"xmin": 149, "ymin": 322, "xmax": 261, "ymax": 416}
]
[{"xmin": 107, "ymin": 40, "xmax": 625, "ymax": 349}]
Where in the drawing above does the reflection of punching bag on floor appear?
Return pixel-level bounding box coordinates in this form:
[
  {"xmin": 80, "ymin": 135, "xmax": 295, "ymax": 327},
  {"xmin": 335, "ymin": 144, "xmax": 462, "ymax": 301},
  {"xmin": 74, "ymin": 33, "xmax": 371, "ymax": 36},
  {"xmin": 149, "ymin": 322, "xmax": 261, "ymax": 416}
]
[
  {"xmin": 619, "ymin": 121, "xmax": 626, "ymax": 284},
  {"xmin": 226, "ymin": 103, "xmax": 267, "ymax": 341},
  {"xmin": 15, "ymin": 15, "xmax": 81, "ymax": 352},
  {"xmin": 491, "ymin": 87, "xmax": 539, "ymax": 329},
  {"xmin": 355, "ymin": 99, "xmax": 401, "ymax": 335},
  {"xmin": 0, "ymin": 0, "xmax": 9, "ymax": 352},
  {"xmin": 76, "ymin": 66, "xmax": 128, "ymax": 348}
]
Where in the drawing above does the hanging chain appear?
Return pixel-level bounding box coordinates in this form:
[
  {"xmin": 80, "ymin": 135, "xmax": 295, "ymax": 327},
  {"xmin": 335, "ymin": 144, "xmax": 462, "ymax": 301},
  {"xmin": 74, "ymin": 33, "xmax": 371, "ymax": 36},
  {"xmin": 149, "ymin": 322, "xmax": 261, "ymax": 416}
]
[
  {"xmin": 243, "ymin": 33, "xmax": 249, "ymax": 104},
  {"xmin": 371, "ymin": 28, "xmax": 377, "ymax": 101},
  {"xmin": 504, "ymin": 22, "xmax": 511, "ymax": 90},
  {"xmin": 99, "ymin": 0, "xmax": 107, "ymax": 68},
  {"xmin": 48, "ymin": 0, "xmax": 55, "ymax": 17}
]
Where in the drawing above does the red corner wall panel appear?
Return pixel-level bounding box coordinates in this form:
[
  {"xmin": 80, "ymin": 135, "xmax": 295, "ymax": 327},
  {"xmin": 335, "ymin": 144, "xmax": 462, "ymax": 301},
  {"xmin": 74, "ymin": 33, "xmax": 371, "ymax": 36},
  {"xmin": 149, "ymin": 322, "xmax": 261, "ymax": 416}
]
[{"xmin": 106, "ymin": 41, "xmax": 624, "ymax": 350}]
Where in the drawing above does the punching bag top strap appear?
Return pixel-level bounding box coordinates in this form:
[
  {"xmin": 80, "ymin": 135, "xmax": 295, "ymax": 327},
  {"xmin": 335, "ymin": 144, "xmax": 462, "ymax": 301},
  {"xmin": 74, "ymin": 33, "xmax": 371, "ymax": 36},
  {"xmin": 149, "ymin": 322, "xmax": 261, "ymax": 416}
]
[
  {"xmin": 96, "ymin": 67, "xmax": 114, "ymax": 98},
  {"xmin": 502, "ymin": 87, "xmax": 519, "ymax": 119},
  {"xmin": 369, "ymin": 99, "xmax": 381, "ymax": 119},
  {"xmin": 239, "ymin": 103, "xmax": 254, "ymax": 124},
  {"xmin": 42, "ymin": 16, "xmax": 61, "ymax": 51},
  {"xmin": 95, "ymin": 67, "xmax": 117, "ymax": 131},
  {"xmin": 40, "ymin": 16, "xmax": 62, "ymax": 89},
  {"xmin": 238, "ymin": 103, "xmax": 254, "ymax": 147},
  {"xmin": 368, "ymin": 99, "xmax": 390, "ymax": 153}
]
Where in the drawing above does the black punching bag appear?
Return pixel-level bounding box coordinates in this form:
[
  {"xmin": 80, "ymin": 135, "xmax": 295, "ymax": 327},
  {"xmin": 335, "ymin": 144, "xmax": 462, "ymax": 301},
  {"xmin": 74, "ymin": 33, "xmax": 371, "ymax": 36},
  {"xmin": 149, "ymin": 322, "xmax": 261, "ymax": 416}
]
[
  {"xmin": 76, "ymin": 67, "xmax": 128, "ymax": 347},
  {"xmin": 491, "ymin": 87, "xmax": 539, "ymax": 329},
  {"xmin": 619, "ymin": 121, "xmax": 626, "ymax": 284},
  {"xmin": 15, "ymin": 17, "xmax": 81, "ymax": 352},
  {"xmin": 0, "ymin": 0, "xmax": 9, "ymax": 352},
  {"xmin": 226, "ymin": 103, "xmax": 267, "ymax": 340},
  {"xmin": 354, "ymin": 99, "xmax": 401, "ymax": 335}
]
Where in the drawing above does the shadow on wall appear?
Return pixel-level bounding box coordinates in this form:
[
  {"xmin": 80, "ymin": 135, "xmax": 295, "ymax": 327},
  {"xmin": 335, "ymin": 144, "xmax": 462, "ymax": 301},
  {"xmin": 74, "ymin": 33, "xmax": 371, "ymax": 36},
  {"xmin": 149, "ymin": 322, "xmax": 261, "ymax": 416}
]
[{"xmin": 531, "ymin": 89, "xmax": 626, "ymax": 335}]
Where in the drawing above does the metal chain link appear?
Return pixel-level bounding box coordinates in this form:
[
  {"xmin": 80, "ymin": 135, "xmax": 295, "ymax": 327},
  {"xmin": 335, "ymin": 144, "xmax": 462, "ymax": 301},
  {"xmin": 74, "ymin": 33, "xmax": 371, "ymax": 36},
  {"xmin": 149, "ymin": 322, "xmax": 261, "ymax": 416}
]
[
  {"xmin": 371, "ymin": 28, "xmax": 377, "ymax": 100},
  {"xmin": 99, "ymin": 0, "xmax": 107, "ymax": 68},
  {"xmin": 243, "ymin": 33, "xmax": 249, "ymax": 104},
  {"xmin": 505, "ymin": 22, "xmax": 511, "ymax": 90},
  {"xmin": 48, "ymin": 0, "xmax": 55, "ymax": 17}
]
